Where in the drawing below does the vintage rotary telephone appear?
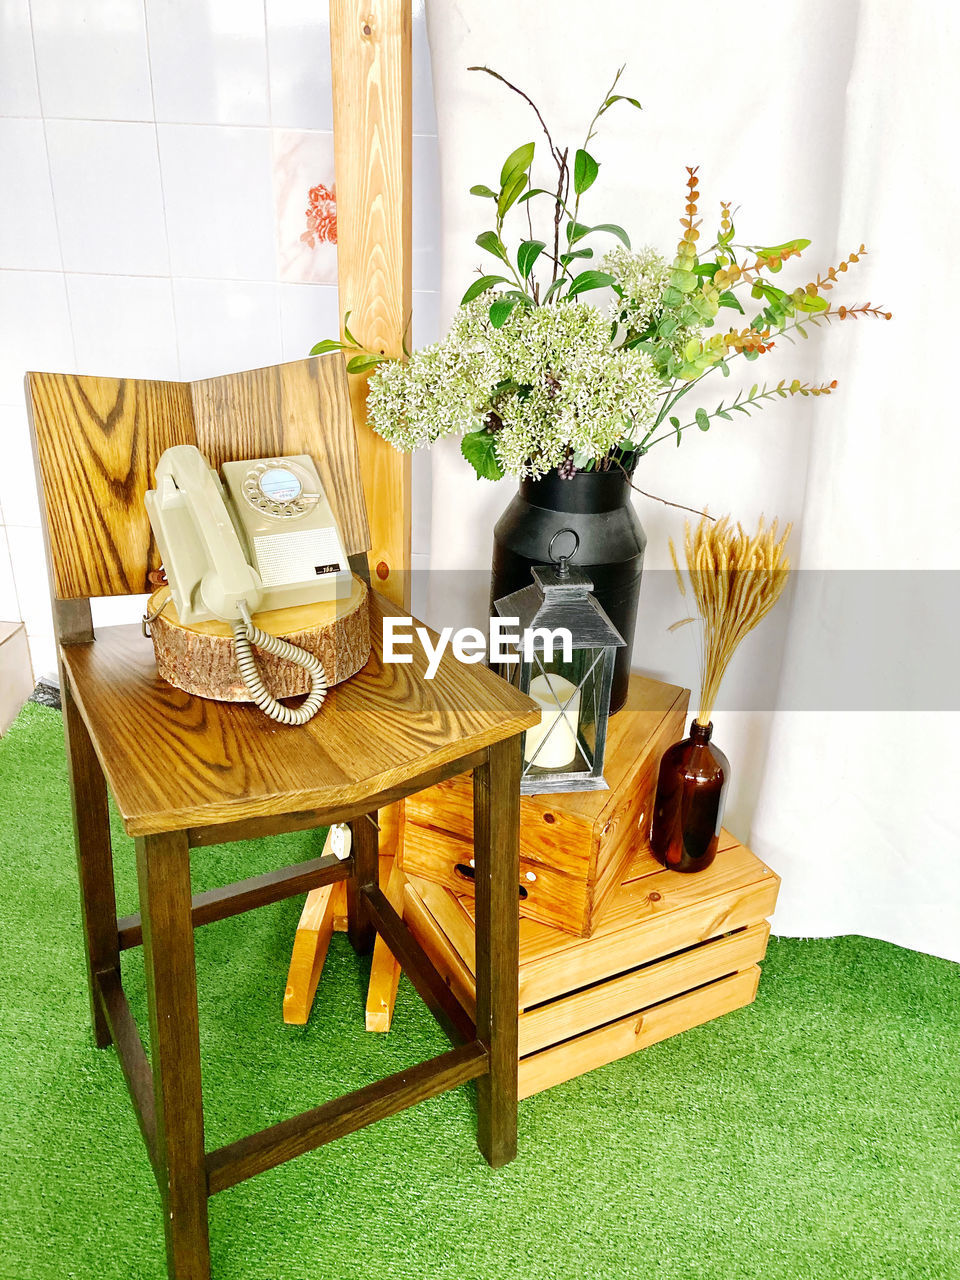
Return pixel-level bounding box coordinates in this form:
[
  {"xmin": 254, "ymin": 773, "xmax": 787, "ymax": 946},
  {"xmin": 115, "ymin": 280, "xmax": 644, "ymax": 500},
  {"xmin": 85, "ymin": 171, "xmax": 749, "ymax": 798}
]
[{"xmin": 145, "ymin": 444, "xmax": 352, "ymax": 725}]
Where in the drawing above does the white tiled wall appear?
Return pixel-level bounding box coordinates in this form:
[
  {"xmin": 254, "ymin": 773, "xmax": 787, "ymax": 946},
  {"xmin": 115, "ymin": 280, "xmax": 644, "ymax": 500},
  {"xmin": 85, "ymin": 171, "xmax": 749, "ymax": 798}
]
[{"xmin": 0, "ymin": 0, "xmax": 440, "ymax": 679}]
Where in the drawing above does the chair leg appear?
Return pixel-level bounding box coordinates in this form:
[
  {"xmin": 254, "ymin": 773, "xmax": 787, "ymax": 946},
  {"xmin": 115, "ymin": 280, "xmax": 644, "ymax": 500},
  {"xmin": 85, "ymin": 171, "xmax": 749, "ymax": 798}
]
[
  {"xmin": 136, "ymin": 830, "xmax": 211, "ymax": 1280},
  {"xmin": 473, "ymin": 735, "xmax": 521, "ymax": 1168},
  {"xmin": 62, "ymin": 679, "xmax": 118, "ymax": 1048},
  {"xmin": 347, "ymin": 813, "xmax": 379, "ymax": 955}
]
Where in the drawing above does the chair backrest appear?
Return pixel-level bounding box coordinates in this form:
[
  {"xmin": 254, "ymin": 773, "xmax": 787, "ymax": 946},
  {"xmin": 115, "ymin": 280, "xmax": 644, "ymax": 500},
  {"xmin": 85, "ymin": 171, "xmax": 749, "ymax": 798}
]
[{"xmin": 26, "ymin": 355, "xmax": 371, "ymax": 606}]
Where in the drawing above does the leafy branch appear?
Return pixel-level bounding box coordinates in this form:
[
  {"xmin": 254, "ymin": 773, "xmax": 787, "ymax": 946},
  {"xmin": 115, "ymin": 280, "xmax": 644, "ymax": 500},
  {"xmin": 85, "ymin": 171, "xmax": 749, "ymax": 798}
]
[
  {"xmin": 641, "ymin": 378, "xmax": 839, "ymax": 451},
  {"xmin": 466, "ymin": 65, "xmax": 640, "ymax": 315},
  {"xmin": 309, "ymin": 310, "xmax": 387, "ymax": 374}
]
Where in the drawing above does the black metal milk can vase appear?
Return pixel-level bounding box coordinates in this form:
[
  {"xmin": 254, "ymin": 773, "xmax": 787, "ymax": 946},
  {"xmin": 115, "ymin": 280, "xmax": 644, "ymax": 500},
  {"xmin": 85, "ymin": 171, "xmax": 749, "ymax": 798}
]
[{"xmin": 490, "ymin": 459, "xmax": 645, "ymax": 713}]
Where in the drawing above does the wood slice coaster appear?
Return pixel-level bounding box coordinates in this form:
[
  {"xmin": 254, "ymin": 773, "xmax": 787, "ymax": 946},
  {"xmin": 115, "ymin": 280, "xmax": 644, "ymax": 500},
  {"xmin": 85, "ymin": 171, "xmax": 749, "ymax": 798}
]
[{"xmin": 146, "ymin": 575, "xmax": 371, "ymax": 703}]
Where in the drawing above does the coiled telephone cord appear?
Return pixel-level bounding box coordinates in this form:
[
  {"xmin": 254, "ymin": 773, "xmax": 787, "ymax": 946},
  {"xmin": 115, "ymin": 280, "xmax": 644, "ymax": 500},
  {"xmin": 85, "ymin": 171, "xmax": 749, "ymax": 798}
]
[{"xmin": 231, "ymin": 615, "xmax": 327, "ymax": 726}]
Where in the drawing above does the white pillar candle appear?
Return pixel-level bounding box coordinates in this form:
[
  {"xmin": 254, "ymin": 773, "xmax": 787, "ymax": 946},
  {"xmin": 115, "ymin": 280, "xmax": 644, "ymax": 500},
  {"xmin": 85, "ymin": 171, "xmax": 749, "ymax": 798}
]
[{"xmin": 524, "ymin": 672, "xmax": 581, "ymax": 769}]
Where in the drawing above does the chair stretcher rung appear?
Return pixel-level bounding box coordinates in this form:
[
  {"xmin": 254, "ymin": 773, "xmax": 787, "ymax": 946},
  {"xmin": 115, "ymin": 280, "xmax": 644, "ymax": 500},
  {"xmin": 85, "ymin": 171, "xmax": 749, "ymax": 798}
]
[
  {"xmin": 95, "ymin": 969, "xmax": 158, "ymax": 1174},
  {"xmin": 363, "ymin": 883, "xmax": 477, "ymax": 1046},
  {"xmin": 206, "ymin": 1040, "xmax": 488, "ymax": 1194},
  {"xmin": 117, "ymin": 852, "xmax": 352, "ymax": 949}
]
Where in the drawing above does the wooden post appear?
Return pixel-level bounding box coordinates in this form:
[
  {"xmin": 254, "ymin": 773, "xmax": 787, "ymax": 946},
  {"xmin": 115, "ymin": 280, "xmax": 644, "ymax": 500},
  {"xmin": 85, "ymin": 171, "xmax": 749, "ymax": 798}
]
[
  {"xmin": 63, "ymin": 677, "xmax": 119, "ymax": 1049},
  {"xmin": 473, "ymin": 738, "xmax": 522, "ymax": 1168},
  {"xmin": 330, "ymin": 0, "xmax": 413, "ymax": 997},
  {"xmin": 137, "ymin": 830, "xmax": 210, "ymax": 1280},
  {"xmin": 330, "ymin": 0, "xmax": 412, "ymax": 611}
]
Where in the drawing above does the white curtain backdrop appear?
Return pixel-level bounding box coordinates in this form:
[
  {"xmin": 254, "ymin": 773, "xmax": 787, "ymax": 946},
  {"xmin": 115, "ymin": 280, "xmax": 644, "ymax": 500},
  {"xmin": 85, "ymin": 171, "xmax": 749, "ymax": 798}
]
[{"xmin": 423, "ymin": 0, "xmax": 960, "ymax": 960}]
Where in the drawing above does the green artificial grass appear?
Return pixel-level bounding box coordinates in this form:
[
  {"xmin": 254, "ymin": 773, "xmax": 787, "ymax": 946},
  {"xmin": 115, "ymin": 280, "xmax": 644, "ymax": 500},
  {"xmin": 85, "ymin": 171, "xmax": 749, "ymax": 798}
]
[{"xmin": 1, "ymin": 700, "xmax": 958, "ymax": 1280}]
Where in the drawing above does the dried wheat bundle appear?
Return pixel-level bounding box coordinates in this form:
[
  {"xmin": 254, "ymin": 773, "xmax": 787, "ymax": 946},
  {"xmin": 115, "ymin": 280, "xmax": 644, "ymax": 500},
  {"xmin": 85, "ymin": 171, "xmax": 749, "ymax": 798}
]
[{"xmin": 671, "ymin": 514, "xmax": 792, "ymax": 726}]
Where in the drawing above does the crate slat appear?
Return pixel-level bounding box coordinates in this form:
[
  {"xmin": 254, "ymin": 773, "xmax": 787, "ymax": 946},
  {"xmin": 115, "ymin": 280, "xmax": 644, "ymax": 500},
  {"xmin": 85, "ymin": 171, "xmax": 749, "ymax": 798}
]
[
  {"xmin": 518, "ymin": 967, "xmax": 762, "ymax": 1099},
  {"xmin": 518, "ymin": 921, "xmax": 770, "ymax": 1055},
  {"xmin": 400, "ymin": 834, "xmax": 779, "ymax": 1096}
]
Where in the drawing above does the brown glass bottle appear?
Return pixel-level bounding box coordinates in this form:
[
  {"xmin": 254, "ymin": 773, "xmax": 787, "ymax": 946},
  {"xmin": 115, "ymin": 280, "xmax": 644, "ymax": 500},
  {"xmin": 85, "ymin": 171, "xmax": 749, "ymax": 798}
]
[{"xmin": 650, "ymin": 720, "xmax": 730, "ymax": 873}]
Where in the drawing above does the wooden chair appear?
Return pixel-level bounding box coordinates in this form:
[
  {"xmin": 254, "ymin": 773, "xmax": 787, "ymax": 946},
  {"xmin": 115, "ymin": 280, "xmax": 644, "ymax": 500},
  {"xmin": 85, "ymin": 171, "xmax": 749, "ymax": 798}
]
[{"xmin": 26, "ymin": 355, "xmax": 538, "ymax": 1280}]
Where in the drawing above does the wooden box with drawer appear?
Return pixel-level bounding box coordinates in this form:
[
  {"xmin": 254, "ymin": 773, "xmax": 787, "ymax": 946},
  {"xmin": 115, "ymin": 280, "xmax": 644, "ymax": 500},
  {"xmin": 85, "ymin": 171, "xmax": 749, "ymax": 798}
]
[
  {"xmin": 402, "ymin": 831, "xmax": 780, "ymax": 1098},
  {"xmin": 400, "ymin": 673, "xmax": 689, "ymax": 938}
]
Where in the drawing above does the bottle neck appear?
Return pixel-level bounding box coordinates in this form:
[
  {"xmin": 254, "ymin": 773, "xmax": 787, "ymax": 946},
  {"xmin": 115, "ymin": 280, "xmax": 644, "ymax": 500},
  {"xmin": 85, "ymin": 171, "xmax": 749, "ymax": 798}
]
[{"xmin": 690, "ymin": 719, "xmax": 713, "ymax": 742}]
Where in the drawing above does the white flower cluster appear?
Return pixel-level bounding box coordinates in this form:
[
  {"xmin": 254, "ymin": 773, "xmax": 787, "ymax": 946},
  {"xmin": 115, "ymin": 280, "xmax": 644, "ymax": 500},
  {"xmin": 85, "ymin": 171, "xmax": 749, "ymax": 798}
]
[
  {"xmin": 602, "ymin": 243, "xmax": 706, "ymax": 365},
  {"xmin": 602, "ymin": 245, "xmax": 669, "ymax": 334},
  {"xmin": 368, "ymin": 295, "xmax": 660, "ymax": 479}
]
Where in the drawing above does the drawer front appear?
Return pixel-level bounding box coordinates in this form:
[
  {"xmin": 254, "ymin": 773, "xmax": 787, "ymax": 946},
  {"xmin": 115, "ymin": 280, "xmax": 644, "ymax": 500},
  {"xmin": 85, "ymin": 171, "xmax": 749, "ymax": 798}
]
[
  {"xmin": 401, "ymin": 818, "xmax": 594, "ymax": 937},
  {"xmin": 403, "ymin": 774, "xmax": 598, "ymax": 936}
]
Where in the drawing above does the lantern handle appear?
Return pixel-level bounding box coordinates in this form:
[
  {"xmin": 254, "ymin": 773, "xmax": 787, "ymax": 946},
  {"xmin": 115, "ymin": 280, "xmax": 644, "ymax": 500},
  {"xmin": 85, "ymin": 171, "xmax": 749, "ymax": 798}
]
[{"xmin": 548, "ymin": 527, "xmax": 580, "ymax": 574}]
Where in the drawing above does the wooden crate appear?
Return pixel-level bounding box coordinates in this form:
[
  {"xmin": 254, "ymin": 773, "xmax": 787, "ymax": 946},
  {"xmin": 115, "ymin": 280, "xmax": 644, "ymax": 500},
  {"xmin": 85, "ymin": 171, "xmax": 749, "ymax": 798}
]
[
  {"xmin": 402, "ymin": 830, "xmax": 779, "ymax": 1098},
  {"xmin": 401, "ymin": 673, "xmax": 689, "ymax": 937},
  {"xmin": 0, "ymin": 622, "xmax": 34, "ymax": 735}
]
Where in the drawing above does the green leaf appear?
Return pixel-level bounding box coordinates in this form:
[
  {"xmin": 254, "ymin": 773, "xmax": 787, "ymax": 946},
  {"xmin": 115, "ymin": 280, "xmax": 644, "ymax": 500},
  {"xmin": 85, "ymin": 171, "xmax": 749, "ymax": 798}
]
[
  {"xmin": 461, "ymin": 429, "xmax": 504, "ymax": 481},
  {"xmin": 342, "ymin": 310, "xmax": 360, "ymax": 348},
  {"xmin": 517, "ymin": 239, "xmax": 546, "ymax": 279},
  {"xmin": 573, "ymin": 148, "xmax": 599, "ymax": 195},
  {"xmin": 542, "ymin": 278, "xmax": 567, "ymax": 303},
  {"xmin": 695, "ymin": 407, "xmax": 710, "ymax": 432},
  {"xmin": 670, "ymin": 268, "xmax": 698, "ymax": 294},
  {"xmin": 756, "ymin": 238, "xmax": 811, "ymax": 257},
  {"xmin": 718, "ymin": 290, "xmax": 745, "ymax": 314},
  {"xmin": 476, "ymin": 230, "xmax": 508, "ymax": 263},
  {"xmin": 309, "ymin": 338, "xmax": 351, "ymax": 355},
  {"xmin": 499, "ymin": 141, "xmax": 535, "ymax": 187},
  {"xmin": 591, "ymin": 222, "xmax": 631, "ymax": 248},
  {"xmin": 488, "ymin": 297, "xmax": 517, "ymax": 328},
  {"xmin": 497, "ymin": 170, "xmax": 528, "ymax": 218},
  {"xmin": 566, "ymin": 270, "xmax": 615, "ymax": 299},
  {"xmin": 469, "ymin": 184, "xmax": 496, "ymax": 198},
  {"xmin": 517, "ymin": 187, "xmax": 556, "ymax": 204},
  {"xmin": 690, "ymin": 294, "xmax": 717, "ymax": 321},
  {"xmin": 501, "ymin": 289, "xmax": 534, "ymax": 308},
  {"xmin": 604, "ymin": 92, "xmax": 642, "ymax": 111},
  {"xmin": 670, "ymin": 416, "xmax": 682, "ymax": 446},
  {"xmin": 661, "ymin": 286, "xmax": 683, "ymax": 308},
  {"xmin": 346, "ymin": 354, "xmax": 383, "ymax": 375},
  {"xmin": 566, "ymin": 220, "xmax": 630, "ymax": 249},
  {"xmin": 694, "ymin": 263, "xmax": 719, "ymax": 278},
  {"xmin": 717, "ymin": 410, "xmax": 733, "ymax": 420},
  {"xmin": 460, "ymin": 274, "xmax": 510, "ymax": 305},
  {"xmin": 560, "ymin": 248, "xmax": 594, "ymax": 265},
  {"xmin": 796, "ymin": 292, "xmax": 829, "ymax": 313}
]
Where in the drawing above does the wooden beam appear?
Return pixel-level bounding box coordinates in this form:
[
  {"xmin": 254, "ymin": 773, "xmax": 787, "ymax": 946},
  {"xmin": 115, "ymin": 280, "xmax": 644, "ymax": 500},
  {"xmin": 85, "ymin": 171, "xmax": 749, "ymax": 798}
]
[
  {"xmin": 283, "ymin": 882, "xmax": 337, "ymax": 1024},
  {"xmin": 96, "ymin": 969, "xmax": 157, "ymax": 1171},
  {"xmin": 365, "ymin": 859, "xmax": 407, "ymax": 1030},
  {"xmin": 117, "ymin": 852, "xmax": 351, "ymax": 950},
  {"xmin": 363, "ymin": 884, "xmax": 476, "ymax": 1046},
  {"xmin": 330, "ymin": 0, "xmax": 412, "ymax": 610},
  {"xmin": 206, "ymin": 1041, "xmax": 487, "ymax": 1194}
]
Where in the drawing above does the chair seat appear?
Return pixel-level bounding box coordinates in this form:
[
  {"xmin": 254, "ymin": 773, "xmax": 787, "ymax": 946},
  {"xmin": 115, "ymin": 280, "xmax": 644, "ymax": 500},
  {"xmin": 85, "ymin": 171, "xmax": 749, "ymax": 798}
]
[{"xmin": 63, "ymin": 592, "xmax": 538, "ymax": 837}]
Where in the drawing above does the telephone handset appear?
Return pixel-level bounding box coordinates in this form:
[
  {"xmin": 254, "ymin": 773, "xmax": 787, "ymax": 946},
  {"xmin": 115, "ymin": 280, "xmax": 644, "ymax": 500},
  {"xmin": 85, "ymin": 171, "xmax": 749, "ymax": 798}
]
[{"xmin": 146, "ymin": 444, "xmax": 352, "ymax": 725}]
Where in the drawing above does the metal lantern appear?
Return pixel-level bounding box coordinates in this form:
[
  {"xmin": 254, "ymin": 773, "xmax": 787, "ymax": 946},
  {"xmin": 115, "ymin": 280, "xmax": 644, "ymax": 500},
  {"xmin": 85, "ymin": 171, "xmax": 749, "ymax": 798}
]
[{"xmin": 494, "ymin": 532, "xmax": 625, "ymax": 795}]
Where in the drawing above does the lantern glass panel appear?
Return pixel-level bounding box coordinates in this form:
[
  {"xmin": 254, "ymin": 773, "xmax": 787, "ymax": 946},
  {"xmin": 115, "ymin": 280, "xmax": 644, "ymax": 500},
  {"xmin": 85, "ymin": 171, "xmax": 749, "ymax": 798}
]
[
  {"xmin": 493, "ymin": 559, "xmax": 624, "ymax": 794},
  {"xmin": 522, "ymin": 644, "xmax": 612, "ymax": 783}
]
